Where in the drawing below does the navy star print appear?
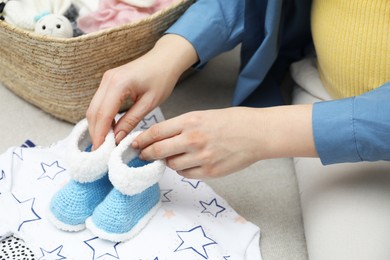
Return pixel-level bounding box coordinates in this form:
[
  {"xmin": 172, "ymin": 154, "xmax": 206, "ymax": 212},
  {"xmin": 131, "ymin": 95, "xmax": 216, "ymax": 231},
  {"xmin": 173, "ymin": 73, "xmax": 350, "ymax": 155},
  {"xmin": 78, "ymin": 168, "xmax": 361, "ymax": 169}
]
[
  {"xmin": 84, "ymin": 237, "xmax": 120, "ymax": 260},
  {"xmin": 38, "ymin": 245, "xmax": 66, "ymax": 260},
  {"xmin": 174, "ymin": 225, "xmax": 217, "ymax": 259},
  {"xmin": 12, "ymin": 194, "xmax": 41, "ymax": 231},
  {"xmin": 37, "ymin": 161, "xmax": 66, "ymax": 180},
  {"xmin": 200, "ymin": 198, "xmax": 226, "ymax": 218}
]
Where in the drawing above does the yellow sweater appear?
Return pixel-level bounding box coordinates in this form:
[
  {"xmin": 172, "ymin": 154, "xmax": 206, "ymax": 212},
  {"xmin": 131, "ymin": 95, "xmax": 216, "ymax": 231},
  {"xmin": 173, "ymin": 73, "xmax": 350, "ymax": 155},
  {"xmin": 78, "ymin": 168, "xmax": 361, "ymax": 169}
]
[{"xmin": 311, "ymin": 0, "xmax": 390, "ymax": 98}]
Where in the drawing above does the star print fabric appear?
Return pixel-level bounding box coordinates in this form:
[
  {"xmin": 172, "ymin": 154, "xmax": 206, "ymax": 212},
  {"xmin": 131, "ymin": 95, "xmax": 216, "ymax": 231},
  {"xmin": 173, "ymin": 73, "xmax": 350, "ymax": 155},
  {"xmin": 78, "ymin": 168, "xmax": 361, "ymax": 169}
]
[{"xmin": 0, "ymin": 108, "xmax": 261, "ymax": 260}]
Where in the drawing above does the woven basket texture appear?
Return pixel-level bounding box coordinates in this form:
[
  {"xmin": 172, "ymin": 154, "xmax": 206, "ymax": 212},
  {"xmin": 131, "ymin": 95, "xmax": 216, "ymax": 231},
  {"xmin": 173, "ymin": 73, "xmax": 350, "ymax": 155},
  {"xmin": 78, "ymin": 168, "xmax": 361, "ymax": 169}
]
[{"xmin": 0, "ymin": 0, "xmax": 193, "ymax": 123}]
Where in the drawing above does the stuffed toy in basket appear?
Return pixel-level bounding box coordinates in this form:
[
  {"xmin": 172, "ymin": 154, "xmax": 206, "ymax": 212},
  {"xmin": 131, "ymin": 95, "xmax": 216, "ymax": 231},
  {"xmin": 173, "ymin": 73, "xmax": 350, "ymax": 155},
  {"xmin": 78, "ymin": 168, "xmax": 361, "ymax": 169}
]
[{"xmin": 0, "ymin": 0, "xmax": 193, "ymax": 123}]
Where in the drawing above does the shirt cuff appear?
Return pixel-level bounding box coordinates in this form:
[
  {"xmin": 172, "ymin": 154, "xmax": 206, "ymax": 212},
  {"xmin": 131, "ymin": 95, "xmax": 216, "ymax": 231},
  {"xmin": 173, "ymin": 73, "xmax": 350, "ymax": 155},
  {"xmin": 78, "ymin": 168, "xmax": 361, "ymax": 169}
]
[{"xmin": 312, "ymin": 97, "xmax": 361, "ymax": 165}]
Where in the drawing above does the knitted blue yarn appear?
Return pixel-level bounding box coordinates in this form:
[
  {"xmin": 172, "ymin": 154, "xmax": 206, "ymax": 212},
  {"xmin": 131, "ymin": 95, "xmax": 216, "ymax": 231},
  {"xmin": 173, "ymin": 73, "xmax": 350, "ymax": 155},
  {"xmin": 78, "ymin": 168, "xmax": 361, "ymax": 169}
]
[
  {"xmin": 88, "ymin": 157, "xmax": 161, "ymax": 239},
  {"xmin": 126, "ymin": 156, "xmax": 151, "ymax": 168},
  {"xmin": 50, "ymin": 175, "xmax": 112, "ymax": 228},
  {"xmin": 90, "ymin": 183, "xmax": 160, "ymax": 234},
  {"xmin": 49, "ymin": 144, "xmax": 112, "ymax": 230}
]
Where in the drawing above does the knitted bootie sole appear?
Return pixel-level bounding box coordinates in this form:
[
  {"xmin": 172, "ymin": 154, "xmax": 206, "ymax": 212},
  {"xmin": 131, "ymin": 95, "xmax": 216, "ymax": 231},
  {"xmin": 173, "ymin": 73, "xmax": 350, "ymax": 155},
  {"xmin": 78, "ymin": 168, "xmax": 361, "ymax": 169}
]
[
  {"xmin": 86, "ymin": 184, "xmax": 162, "ymax": 242},
  {"xmin": 48, "ymin": 119, "xmax": 116, "ymax": 231},
  {"xmin": 48, "ymin": 175, "xmax": 113, "ymax": 231}
]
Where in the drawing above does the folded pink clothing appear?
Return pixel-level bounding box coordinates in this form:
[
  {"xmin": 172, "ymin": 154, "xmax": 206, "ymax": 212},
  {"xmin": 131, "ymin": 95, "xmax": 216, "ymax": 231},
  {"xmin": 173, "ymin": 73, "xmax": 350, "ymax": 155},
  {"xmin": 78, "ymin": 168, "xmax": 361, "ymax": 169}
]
[{"xmin": 77, "ymin": 0, "xmax": 177, "ymax": 33}]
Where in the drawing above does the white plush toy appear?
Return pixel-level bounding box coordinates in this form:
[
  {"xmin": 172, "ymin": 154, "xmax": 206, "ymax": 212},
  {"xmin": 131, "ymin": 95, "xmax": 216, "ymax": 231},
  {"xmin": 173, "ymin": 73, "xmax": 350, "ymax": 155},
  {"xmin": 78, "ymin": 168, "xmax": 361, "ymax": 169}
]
[
  {"xmin": 3, "ymin": 0, "xmax": 39, "ymax": 30},
  {"xmin": 35, "ymin": 14, "xmax": 73, "ymax": 38},
  {"xmin": 3, "ymin": 0, "xmax": 71, "ymax": 32}
]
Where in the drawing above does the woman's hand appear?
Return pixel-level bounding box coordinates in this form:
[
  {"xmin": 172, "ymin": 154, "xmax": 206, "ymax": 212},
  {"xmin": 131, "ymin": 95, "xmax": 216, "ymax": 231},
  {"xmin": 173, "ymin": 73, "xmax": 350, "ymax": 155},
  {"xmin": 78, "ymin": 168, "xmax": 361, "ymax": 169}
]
[
  {"xmin": 133, "ymin": 107, "xmax": 266, "ymax": 179},
  {"xmin": 133, "ymin": 105, "xmax": 318, "ymax": 179},
  {"xmin": 86, "ymin": 34, "xmax": 198, "ymax": 149}
]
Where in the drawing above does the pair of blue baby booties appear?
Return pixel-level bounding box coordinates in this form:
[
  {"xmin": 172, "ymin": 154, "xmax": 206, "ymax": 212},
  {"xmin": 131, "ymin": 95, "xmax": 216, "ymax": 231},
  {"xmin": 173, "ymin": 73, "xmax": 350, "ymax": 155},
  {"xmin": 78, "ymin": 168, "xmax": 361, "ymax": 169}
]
[{"xmin": 48, "ymin": 119, "xmax": 166, "ymax": 242}]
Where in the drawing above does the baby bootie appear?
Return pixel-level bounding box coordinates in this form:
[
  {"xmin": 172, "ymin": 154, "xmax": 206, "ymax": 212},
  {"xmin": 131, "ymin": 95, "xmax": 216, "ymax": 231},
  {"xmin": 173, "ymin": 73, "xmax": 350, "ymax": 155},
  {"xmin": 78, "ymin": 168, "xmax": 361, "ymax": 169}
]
[
  {"xmin": 86, "ymin": 131, "xmax": 166, "ymax": 242},
  {"xmin": 48, "ymin": 119, "xmax": 116, "ymax": 231}
]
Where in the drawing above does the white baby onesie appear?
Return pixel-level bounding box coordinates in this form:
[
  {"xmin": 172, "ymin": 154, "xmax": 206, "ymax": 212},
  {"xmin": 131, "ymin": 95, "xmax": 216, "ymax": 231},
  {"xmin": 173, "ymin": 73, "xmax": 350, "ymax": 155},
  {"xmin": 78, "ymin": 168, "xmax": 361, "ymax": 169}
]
[{"xmin": 0, "ymin": 109, "xmax": 261, "ymax": 260}]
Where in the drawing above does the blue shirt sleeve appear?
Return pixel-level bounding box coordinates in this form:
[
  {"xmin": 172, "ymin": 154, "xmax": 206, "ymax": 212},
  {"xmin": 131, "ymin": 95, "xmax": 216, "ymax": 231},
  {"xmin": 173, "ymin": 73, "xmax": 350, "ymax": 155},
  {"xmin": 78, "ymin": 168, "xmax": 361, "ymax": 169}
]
[
  {"xmin": 313, "ymin": 82, "xmax": 390, "ymax": 165},
  {"xmin": 166, "ymin": 0, "xmax": 244, "ymax": 67}
]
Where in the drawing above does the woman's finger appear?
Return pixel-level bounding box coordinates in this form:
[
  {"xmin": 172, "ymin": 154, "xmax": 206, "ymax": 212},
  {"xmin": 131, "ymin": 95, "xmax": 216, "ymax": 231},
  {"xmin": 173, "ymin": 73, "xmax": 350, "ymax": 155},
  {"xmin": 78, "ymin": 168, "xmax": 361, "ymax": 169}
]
[
  {"xmin": 139, "ymin": 133, "xmax": 188, "ymax": 161},
  {"xmin": 133, "ymin": 114, "xmax": 191, "ymax": 149},
  {"xmin": 177, "ymin": 166, "xmax": 206, "ymax": 180},
  {"xmin": 165, "ymin": 153, "xmax": 203, "ymax": 171},
  {"xmin": 86, "ymin": 73, "xmax": 113, "ymax": 148},
  {"xmin": 113, "ymin": 93, "xmax": 155, "ymax": 144}
]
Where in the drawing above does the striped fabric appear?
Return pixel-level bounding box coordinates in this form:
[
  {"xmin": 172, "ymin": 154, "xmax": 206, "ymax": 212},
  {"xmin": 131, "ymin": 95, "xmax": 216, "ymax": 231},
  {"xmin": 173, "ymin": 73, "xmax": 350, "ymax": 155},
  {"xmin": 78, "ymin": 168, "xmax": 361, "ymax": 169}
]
[{"xmin": 311, "ymin": 0, "xmax": 389, "ymax": 98}]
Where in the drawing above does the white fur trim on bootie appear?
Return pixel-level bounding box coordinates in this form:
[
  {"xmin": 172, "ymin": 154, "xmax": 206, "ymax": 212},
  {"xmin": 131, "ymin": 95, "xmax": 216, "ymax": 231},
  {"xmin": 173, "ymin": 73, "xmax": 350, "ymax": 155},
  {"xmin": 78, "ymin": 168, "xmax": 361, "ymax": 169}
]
[
  {"xmin": 108, "ymin": 131, "xmax": 166, "ymax": 196},
  {"xmin": 67, "ymin": 119, "xmax": 116, "ymax": 183}
]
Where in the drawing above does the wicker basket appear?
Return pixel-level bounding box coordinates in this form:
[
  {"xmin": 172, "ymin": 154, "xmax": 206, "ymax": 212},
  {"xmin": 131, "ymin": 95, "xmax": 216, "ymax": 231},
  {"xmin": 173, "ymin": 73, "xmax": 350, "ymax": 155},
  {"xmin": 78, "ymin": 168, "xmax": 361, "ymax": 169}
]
[{"xmin": 0, "ymin": 0, "xmax": 193, "ymax": 123}]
